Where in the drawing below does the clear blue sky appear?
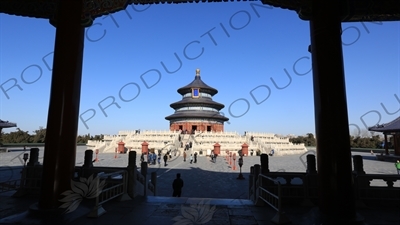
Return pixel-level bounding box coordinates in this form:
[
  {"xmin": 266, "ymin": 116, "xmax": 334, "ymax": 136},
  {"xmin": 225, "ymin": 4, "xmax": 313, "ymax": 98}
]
[{"xmin": 1, "ymin": 2, "xmax": 399, "ymax": 137}]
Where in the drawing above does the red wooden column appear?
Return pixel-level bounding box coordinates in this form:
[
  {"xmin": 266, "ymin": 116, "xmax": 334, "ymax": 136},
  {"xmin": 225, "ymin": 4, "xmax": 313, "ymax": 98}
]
[
  {"xmin": 310, "ymin": 0, "xmax": 358, "ymax": 222},
  {"xmin": 38, "ymin": 0, "xmax": 85, "ymax": 209}
]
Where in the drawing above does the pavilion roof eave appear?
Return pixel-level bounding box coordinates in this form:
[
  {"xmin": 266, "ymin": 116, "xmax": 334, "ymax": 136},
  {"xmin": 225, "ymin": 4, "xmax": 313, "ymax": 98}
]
[
  {"xmin": 0, "ymin": 120, "xmax": 17, "ymax": 129},
  {"xmin": 368, "ymin": 116, "xmax": 400, "ymax": 134},
  {"xmin": 260, "ymin": 0, "xmax": 400, "ymax": 22},
  {"xmin": 165, "ymin": 111, "xmax": 229, "ymax": 121},
  {"xmin": 1, "ymin": 0, "xmax": 399, "ymax": 24},
  {"xmin": 170, "ymin": 99, "xmax": 225, "ymax": 110},
  {"xmin": 0, "ymin": 0, "xmax": 255, "ymax": 26}
]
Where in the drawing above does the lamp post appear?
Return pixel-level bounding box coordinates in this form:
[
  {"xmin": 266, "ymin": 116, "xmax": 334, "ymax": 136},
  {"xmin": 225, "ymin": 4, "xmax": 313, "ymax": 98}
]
[
  {"xmin": 23, "ymin": 153, "xmax": 29, "ymax": 167},
  {"xmin": 94, "ymin": 149, "xmax": 99, "ymax": 162},
  {"xmin": 237, "ymin": 156, "xmax": 245, "ymax": 180}
]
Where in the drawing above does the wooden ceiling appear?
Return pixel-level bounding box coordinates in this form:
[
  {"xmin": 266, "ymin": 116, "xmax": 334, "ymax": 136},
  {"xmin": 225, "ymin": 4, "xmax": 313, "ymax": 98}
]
[{"xmin": 0, "ymin": 0, "xmax": 399, "ymax": 26}]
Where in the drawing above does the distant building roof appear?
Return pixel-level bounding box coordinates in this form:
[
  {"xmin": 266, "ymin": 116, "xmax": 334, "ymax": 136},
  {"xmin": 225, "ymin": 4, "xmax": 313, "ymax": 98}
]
[{"xmin": 368, "ymin": 116, "xmax": 400, "ymax": 133}]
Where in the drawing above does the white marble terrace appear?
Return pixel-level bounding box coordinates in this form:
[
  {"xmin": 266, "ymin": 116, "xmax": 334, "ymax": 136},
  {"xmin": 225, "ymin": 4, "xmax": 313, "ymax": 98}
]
[{"xmin": 87, "ymin": 130, "xmax": 307, "ymax": 156}]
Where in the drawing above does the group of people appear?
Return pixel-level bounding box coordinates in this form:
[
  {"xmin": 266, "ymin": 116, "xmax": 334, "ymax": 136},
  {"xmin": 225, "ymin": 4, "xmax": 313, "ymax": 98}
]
[
  {"xmin": 183, "ymin": 151, "xmax": 197, "ymax": 164},
  {"xmin": 141, "ymin": 152, "xmax": 160, "ymax": 165},
  {"xmin": 140, "ymin": 150, "xmax": 175, "ymax": 167}
]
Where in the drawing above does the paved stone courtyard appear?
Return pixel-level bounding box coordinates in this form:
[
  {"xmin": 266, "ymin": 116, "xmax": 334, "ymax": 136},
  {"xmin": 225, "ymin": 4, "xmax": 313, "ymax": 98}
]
[
  {"xmin": 1, "ymin": 146, "xmax": 399, "ymax": 198},
  {"xmin": 1, "ymin": 147, "xmax": 399, "ymax": 225}
]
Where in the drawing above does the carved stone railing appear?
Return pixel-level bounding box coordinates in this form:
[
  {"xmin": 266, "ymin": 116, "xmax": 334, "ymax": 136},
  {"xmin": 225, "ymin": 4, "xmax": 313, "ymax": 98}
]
[
  {"xmin": 257, "ymin": 174, "xmax": 291, "ymax": 224},
  {"xmin": 88, "ymin": 170, "xmax": 130, "ymax": 218},
  {"xmin": 250, "ymin": 153, "xmax": 400, "ymax": 210},
  {"xmin": 8, "ymin": 150, "xmax": 157, "ymax": 217},
  {"xmin": 353, "ymin": 174, "xmax": 400, "ymax": 204}
]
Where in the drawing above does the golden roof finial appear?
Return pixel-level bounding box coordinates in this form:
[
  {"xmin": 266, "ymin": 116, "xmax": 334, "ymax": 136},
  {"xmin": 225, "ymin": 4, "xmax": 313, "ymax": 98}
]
[{"xmin": 196, "ymin": 68, "xmax": 200, "ymax": 77}]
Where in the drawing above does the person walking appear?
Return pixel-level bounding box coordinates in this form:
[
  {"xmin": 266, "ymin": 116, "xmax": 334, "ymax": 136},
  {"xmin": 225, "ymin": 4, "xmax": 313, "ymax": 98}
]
[
  {"xmin": 183, "ymin": 151, "xmax": 187, "ymax": 162},
  {"xmin": 395, "ymin": 160, "xmax": 400, "ymax": 175},
  {"xmin": 194, "ymin": 152, "xmax": 197, "ymax": 163},
  {"xmin": 190, "ymin": 154, "xmax": 193, "ymax": 164},
  {"xmin": 172, "ymin": 173, "xmax": 184, "ymax": 197},
  {"xmin": 163, "ymin": 154, "xmax": 168, "ymax": 167}
]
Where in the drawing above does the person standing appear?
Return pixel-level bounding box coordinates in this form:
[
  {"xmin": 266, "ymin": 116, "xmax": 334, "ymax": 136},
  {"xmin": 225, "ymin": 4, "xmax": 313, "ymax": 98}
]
[
  {"xmin": 172, "ymin": 173, "xmax": 184, "ymax": 197},
  {"xmin": 183, "ymin": 151, "xmax": 187, "ymax": 162},
  {"xmin": 190, "ymin": 154, "xmax": 193, "ymax": 164},
  {"xmin": 395, "ymin": 160, "xmax": 400, "ymax": 175},
  {"xmin": 194, "ymin": 152, "xmax": 197, "ymax": 163}
]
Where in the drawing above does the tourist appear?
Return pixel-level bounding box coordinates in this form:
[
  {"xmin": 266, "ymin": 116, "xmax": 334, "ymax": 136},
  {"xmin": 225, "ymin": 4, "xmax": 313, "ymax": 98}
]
[
  {"xmin": 269, "ymin": 149, "xmax": 275, "ymax": 156},
  {"xmin": 395, "ymin": 160, "xmax": 400, "ymax": 175},
  {"xmin": 140, "ymin": 154, "xmax": 144, "ymax": 163},
  {"xmin": 213, "ymin": 153, "xmax": 217, "ymax": 163},
  {"xmin": 172, "ymin": 173, "xmax": 184, "ymax": 197},
  {"xmin": 157, "ymin": 153, "xmax": 161, "ymax": 165},
  {"xmin": 183, "ymin": 151, "xmax": 187, "ymax": 162},
  {"xmin": 194, "ymin": 152, "xmax": 197, "ymax": 163},
  {"xmin": 190, "ymin": 154, "xmax": 193, "ymax": 164},
  {"xmin": 163, "ymin": 154, "xmax": 168, "ymax": 167}
]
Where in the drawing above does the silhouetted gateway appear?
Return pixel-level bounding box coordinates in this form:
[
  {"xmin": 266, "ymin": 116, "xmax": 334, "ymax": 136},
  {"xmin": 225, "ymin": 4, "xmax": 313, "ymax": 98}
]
[{"xmin": 165, "ymin": 69, "xmax": 229, "ymax": 133}]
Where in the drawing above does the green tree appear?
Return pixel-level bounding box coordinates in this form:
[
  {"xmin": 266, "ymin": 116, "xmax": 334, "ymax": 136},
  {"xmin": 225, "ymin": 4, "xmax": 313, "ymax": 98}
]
[
  {"xmin": 1, "ymin": 128, "xmax": 31, "ymax": 143},
  {"xmin": 289, "ymin": 133, "xmax": 316, "ymax": 146},
  {"xmin": 32, "ymin": 127, "xmax": 46, "ymax": 143}
]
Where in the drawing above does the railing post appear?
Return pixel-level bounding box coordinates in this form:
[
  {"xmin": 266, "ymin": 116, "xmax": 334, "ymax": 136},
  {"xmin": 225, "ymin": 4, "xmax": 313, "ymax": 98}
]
[
  {"xmin": 306, "ymin": 154, "xmax": 317, "ymax": 174},
  {"xmin": 260, "ymin": 154, "xmax": 269, "ymax": 175},
  {"xmin": 270, "ymin": 181, "xmax": 291, "ymax": 224},
  {"xmin": 249, "ymin": 166, "xmax": 254, "ymax": 200},
  {"xmin": 352, "ymin": 155, "xmax": 368, "ymax": 207},
  {"xmin": 352, "ymin": 155, "xmax": 365, "ymax": 175},
  {"xmin": 83, "ymin": 150, "xmax": 94, "ymax": 168},
  {"xmin": 253, "ymin": 164, "xmax": 261, "ymax": 202},
  {"xmin": 151, "ymin": 172, "xmax": 157, "ymax": 196},
  {"xmin": 303, "ymin": 154, "xmax": 317, "ymax": 206},
  {"xmin": 141, "ymin": 162, "xmax": 148, "ymax": 196},
  {"xmin": 88, "ymin": 173, "xmax": 106, "ymax": 218},
  {"xmin": 27, "ymin": 148, "xmax": 40, "ymax": 166},
  {"xmin": 127, "ymin": 151, "xmax": 137, "ymax": 199}
]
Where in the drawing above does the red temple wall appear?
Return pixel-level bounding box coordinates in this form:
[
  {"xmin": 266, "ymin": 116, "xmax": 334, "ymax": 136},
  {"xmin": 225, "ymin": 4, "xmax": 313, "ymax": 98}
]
[{"xmin": 170, "ymin": 122, "xmax": 224, "ymax": 132}]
